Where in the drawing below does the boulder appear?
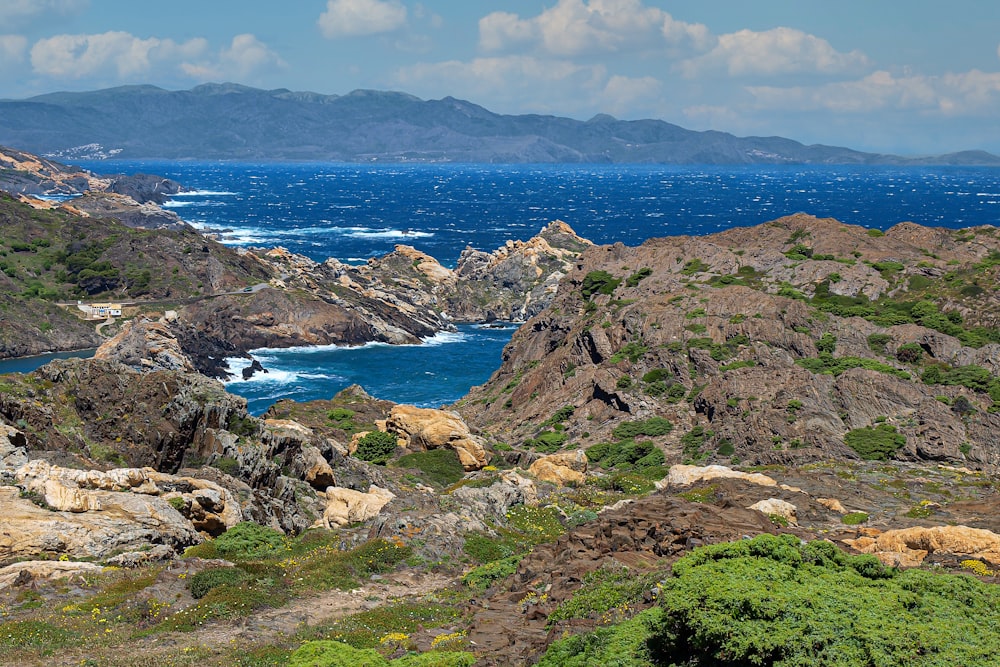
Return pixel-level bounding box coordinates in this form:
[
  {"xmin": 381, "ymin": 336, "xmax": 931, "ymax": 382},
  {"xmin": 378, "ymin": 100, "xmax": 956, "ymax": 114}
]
[
  {"xmin": 450, "ymin": 471, "xmax": 539, "ymax": 521},
  {"xmin": 848, "ymin": 525, "xmax": 1000, "ymax": 567},
  {"xmin": 320, "ymin": 485, "xmax": 396, "ymax": 529},
  {"xmin": 528, "ymin": 450, "xmax": 588, "ymax": 486},
  {"xmin": 385, "ymin": 405, "xmax": 488, "ymax": 470},
  {"xmin": 749, "ymin": 498, "xmax": 797, "ymax": 524}
]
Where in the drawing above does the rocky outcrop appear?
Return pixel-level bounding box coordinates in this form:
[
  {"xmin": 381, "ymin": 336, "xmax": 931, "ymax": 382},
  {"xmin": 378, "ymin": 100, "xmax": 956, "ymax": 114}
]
[
  {"xmin": 848, "ymin": 525, "xmax": 1000, "ymax": 567},
  {"xmin": 384, "ymin": 405, "xmax": 489, "ymax": 470},
  {"xmin": 0, "ymin": 560, "xmax": 106, "ymax": 591},
  {"xmin": 457, "ymin": 214, "xmax": 1000, "ymax": 471},
  {"xmin": 66, "ymin": 191, "xmax": 190, "ymax": 230},
  {"xmin": 94, "ymin": 316, "xmax": 195, "ymax": 372}
]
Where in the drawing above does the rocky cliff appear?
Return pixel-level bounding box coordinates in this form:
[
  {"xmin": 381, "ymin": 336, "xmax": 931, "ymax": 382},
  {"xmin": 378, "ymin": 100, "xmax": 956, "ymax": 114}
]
[{"xmin": 456, "ymin": 213, "xmax": 1000, "ymax": 470}]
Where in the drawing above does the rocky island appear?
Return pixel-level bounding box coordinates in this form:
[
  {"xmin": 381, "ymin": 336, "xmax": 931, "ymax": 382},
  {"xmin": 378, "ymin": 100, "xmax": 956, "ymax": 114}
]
[{"xmin": 1, "ymin": 147, "xmax": 1000, "ymax": 666}]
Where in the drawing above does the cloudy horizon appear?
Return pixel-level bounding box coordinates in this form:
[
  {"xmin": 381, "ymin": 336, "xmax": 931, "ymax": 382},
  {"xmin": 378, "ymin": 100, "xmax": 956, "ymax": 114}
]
[{"xmin": 1, "ymin": 0, "xmax": 999, "ymax": 156}]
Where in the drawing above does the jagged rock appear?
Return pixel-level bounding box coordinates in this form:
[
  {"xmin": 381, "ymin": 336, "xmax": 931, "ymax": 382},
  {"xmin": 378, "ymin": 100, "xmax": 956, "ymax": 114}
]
[
  {"xmin": 94, "ymin": 316, "xmax": 194, "ymax": 373},
  {"xmin": 528, "ymin": 450, "xmax": 588, "ymax": 486},
  {"xmin": 0, "ymin": 483, "xmax": 202, "ymax": 561},
  {"xmin": 847, "ymin": 525, "xmax": 1000, "ymax": 567},
  {"xmin": 749, "ymin": 498, "xmax": 798, "ymax": 523},
  {"xmin": 384, "ymin": 405, "xmax": 488, "ymax": 470},
  {"xmin": 0, "ymin": 560, "xmax": 106, "ymax": 590},
  {"xmin": 450, "ymin": 471, "xmax": 539, "ymax": 521},
  {"xmin": 320, "ymin": 485, "xmax": 396, "ymax": 529},
  {"xmin": 0, "ymin": 424, "xmax": 29, "ymax": 480},
  {"xmin": 104, "ymin": 544, "xmax": 176, "ymax": 568},
  {"xmin": 241, "ymin": 358, "xmax": 267, "ymax": 380}
]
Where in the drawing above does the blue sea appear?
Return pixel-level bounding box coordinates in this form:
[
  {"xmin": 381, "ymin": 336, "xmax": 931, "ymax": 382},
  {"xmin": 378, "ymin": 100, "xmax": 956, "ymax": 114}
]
[{"xmin": 53, "ymin": 162, "xmax": 1000, "ymax": 413}]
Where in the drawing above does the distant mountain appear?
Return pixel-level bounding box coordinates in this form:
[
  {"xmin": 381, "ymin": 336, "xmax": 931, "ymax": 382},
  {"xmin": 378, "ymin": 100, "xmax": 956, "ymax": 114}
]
[{"xmin": 1, "ymin": 83, "xmax": 997, "ymax": 165}]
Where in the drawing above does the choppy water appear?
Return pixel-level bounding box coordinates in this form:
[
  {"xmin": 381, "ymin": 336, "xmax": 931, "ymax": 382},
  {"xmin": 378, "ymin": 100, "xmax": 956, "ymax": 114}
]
[{"xmin": 42, "ymin": 162, "xmax": 1000, "ymax": 413}]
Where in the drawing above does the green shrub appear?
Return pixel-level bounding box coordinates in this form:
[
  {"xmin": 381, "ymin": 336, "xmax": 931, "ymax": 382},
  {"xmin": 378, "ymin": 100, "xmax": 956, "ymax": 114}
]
[
  {"xmin": 841, "ymin": 512, "xmax": 869, "ymax": 525},
  {"xmin": 548, "ymin": 565, "xmax": 664, "ymax": 624},
  {"xmin": 188, "ymin": 566, "xmax": 249, "ymax": 599},
  {"xmin": 680, "ymin": 258, "xmax": 709, "ymax": 275},
  {"xmin": 528, "ymin": 430, "xmax": 569, "ymax": 453},
  {"xmin": 537, "ymin": 608, "xmax": 658, "ymax": 667},
  {"xmin": 867, "ymin": 332, "xmax": 891, "ymax": 352},
  {"xmin": 289, "ymin": 641, "xmax": 388, "ymax": 667},
  {"xmin": 625, "ymin": 267, "xmax": 652, "ymax": 287},
  {"xmin": 462, "ymin": 554, "xmax": 523, "ymax": 590},
  {"xmin": 392, "ymin": 448, "xmax": 465, "ymax": 488},
  {"xmin": 612, "ymin": 417, "xmax": 672, "ymax": 439},
  {"xmin": 214, "ymin": 521, "xmax": 286, "ymax": 560},
  {"xmin": 647, "ymin": 533, "xmax": 1000, "ymax": 667},
  {"xmin": 796, "ymin": 353, "xmax": 910, "ymax": 379},
  {"xmin": 355, "ymin": 430, "xmax": 398, "ymax": 465},
  {"xmin": 393, "ymin": 653, "xmax": 476, "ymax": 667},
  {"xmin": 582, "ymin": 270, "xmax": 621, "ymax": 299},
  {"xmin": 844, "ymin": 424, "xmax": 906, "ymax": 461},
  {"xmin": 462, "ymin": 533, "xmax": 516, "ymax": 564},
  {"xmin": 816, "ymin": 332, "xmax": 837, "ymax": 353},
  {"xmin": 679, "ymin": 426, "xmax": 712, "ymax": 463}
]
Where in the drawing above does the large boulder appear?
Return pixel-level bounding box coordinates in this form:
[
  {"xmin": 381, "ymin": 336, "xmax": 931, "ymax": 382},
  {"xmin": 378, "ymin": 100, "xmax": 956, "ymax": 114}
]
[
  {"xmin": 94, "ymin": 316, "xmax": 195, "ymax": 373},
  {"xmin": 384, "ymin": 405, "xmax": 488, "ymax": 470},
  {"xmin": 528, "ymin": 450, "xmax": 588, "ymax": 486},
  {"xmin": 320, "ymin": 485, "xmax": 396, "ymax": 529}
]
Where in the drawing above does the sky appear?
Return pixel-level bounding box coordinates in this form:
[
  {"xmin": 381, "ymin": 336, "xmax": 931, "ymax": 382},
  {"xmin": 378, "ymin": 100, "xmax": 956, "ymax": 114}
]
[{"xmin": 1, "ymin": 0, "xmax": 1000, "ymax": 156}]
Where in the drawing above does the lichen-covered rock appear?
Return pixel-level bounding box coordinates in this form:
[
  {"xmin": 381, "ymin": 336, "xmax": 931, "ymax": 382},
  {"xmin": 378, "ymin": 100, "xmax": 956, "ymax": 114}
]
[
  {"xmin": 667, "ymin": 464, "xmax": 780, "ymax": 488},
  {"xmin": 0, "ymin": 560, "xmax": 106, "ymax": 591}
]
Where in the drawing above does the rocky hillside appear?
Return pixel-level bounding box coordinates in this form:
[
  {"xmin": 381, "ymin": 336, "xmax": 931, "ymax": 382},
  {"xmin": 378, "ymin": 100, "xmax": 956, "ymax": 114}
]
[{"xmin": 456, "ymin": 213, "xmax": 1000, "ymax": 470}]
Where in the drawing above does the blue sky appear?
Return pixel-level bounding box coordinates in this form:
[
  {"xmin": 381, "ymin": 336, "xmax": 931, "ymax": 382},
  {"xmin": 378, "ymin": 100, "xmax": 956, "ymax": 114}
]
[{"xmin": 1, "ymin": 0, "xmax": 999, "ymax": 155}]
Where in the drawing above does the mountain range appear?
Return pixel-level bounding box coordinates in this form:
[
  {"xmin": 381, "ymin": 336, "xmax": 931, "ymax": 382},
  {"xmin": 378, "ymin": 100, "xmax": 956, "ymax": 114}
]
[{"xmin": 1, "ymin": 82, "xmax": 998, "ymax": 165}]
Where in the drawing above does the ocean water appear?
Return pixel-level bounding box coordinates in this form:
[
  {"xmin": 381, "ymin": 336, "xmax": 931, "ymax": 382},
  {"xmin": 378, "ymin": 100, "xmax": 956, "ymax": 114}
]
[{"xmin": 60, "ymin": 162, "xmax": 1000, "ymax": 414}]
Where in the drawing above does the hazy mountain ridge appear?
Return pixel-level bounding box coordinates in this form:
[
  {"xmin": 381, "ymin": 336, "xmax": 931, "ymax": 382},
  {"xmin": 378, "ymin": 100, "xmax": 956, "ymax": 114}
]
[{"xmin": 1, "ymin": 83, "xmax": 997, "ymax": 164}]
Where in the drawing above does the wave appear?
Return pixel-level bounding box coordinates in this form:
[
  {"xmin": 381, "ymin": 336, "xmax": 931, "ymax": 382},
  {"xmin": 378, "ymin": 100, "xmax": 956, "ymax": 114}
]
[
  {"xmin": 172, "ymin": 189, "xmax": 238, "ymax": 196},
  {"xmin": 222, "ymin": 357, "xmax": 343, "ymax": 385},
  {"xmin": 421, "ymin": 330, "xmax": 467, "ymax": 346},
  {"xmin": 337, "ymin": 227, "xmax": 434, "ymax": 239}
]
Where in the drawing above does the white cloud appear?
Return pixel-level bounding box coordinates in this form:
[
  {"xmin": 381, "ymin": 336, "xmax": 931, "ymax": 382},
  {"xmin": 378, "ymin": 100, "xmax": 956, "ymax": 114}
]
[
  {"xmin": 393, "ymin": 54, "xmax": 667, "ymax": 119},
  {"xmin": 181, "ymin": 35, "xmax": 284, "ymax": 80},
  {"xmin": 29, "ymin": 31, "xmax": 283, "ymax": 84},
  {"xmin": 679, "ymin": 27, "xmax": 869, "ymax": 78},
  {"xmin": 30, "ymin": 32, "xmax": 194, "ymax": 78},
  {"xmin": 0, "ymin": 0, "xmax": 86, "ymax": 24},
  {"xmin": 318, "ymin": 0, "xmax": 407, "ymax": 39},
  {"xmin": 479, "ymin": 0, "xmax": 710, "ymax": 57},
  {"xmin": 747, "ymin": 69, "xmax": 1000, "ymax": 115},
  {"xmin": 0, "ymin": 34, "xmax": 28, "ymax": 64}
]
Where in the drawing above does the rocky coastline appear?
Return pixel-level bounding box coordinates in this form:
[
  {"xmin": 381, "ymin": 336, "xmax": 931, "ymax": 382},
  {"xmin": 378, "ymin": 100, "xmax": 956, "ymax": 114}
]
[{"xmin": 1, "ymin": 146, "xmax": 1000, "ymax": 665}]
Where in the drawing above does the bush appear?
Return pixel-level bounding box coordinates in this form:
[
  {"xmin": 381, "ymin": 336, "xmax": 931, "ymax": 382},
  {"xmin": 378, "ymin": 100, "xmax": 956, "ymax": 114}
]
[
  {"xmin": 625, "ymin": 267, "xmax": 652, "ymax": 287},
  {"xmin": 844, "ymin": 424, "xmax": 906, "ymax": 461},
  {"xmin": 289, "ymin": 641, "xmax": 388, "ymax": 667},
  {"xmin": 647, "ymin": 533, "xmax": 1000, "ymax": 667},
  {"xmin": 528, "ymin": 430, "xmax": 569, "ymax": 453},
  {"xmin": 537, "ymin": 608, "xmax": 658, "ymax": 667},
  {"xmin": 214, "ymin": 521, "xmax": 286, "ymax": 560},
  {"xmin": 355, "ymin": 430, "xmax": 398, "ymax": 465},
  {"xmin": 188, "ymin": 566, "xmax": 249, "ymax": 599},
  {"xmin": 392, "ymin": 448, "xmax": 465, "ymax": 487},
  {"xmin": 816, "ymin": 332, "xmax": 837, "ymax": 354},
  {"xmin": 462, "ymin": 554, "xmax": 523, "ymax": 590},
  {"xmin": 895, "ymin": 342, "xmax": 923, "ymax": 363},
  {"xmin": 612, "ymin": 417, "xmax": 673, "ymax": 439},
  {"xmin": 581, "ymin": 270, "xmax": 621, "ymax": 299}
]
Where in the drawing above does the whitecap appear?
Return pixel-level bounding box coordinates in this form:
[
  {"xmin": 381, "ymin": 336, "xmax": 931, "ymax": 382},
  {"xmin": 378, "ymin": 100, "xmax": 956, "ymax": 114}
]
[{"xmin": 172, "ymin": 190, "xmax": 238, "ymax": 196}]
